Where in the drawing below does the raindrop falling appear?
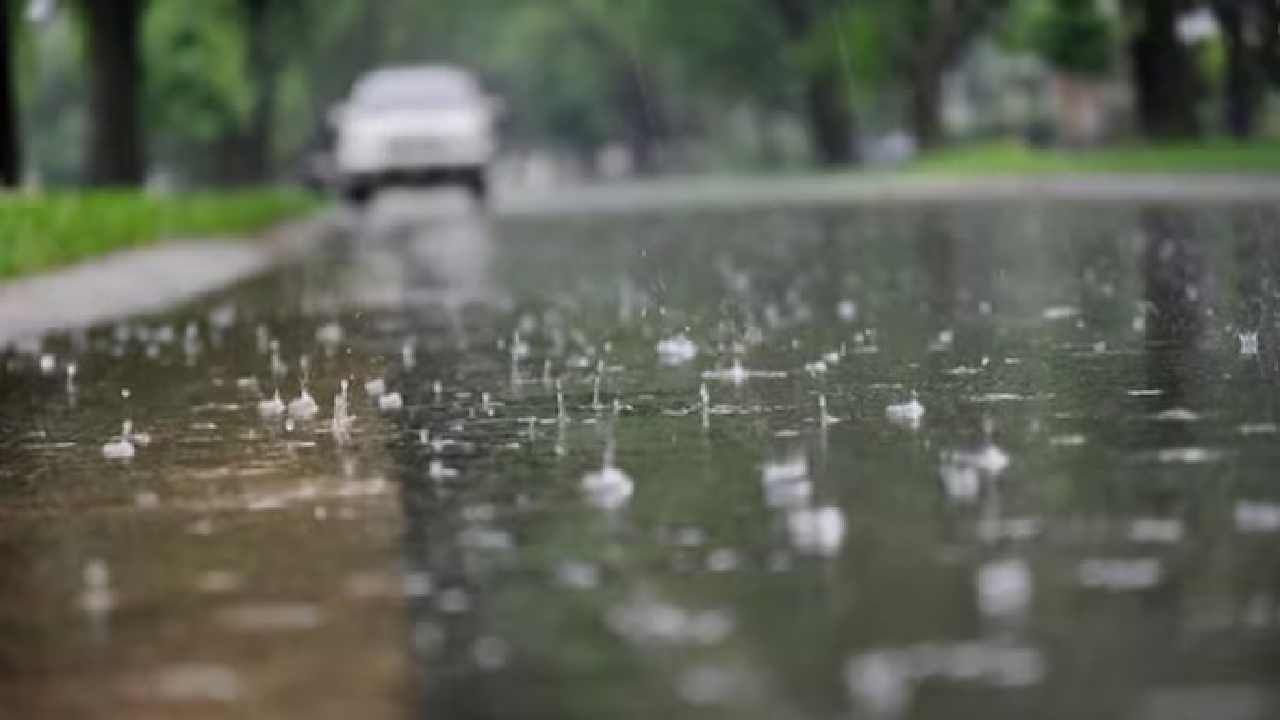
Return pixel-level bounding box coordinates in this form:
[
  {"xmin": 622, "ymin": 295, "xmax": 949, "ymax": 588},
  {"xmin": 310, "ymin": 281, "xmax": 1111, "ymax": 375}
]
[
  {"xmin": 818, "ymin": 393, "xmax": 839, "ymax": 427},
  {"xmin": 269, "ymin": 340, "xmax": 286, "ymax": 379},
  {"xmin": 332, "ymin": 380, "xmax": 352, "ymax": 443},
  {"xmin": 102, "ymin": 420, "xmax": 136, "ymax": 460}
]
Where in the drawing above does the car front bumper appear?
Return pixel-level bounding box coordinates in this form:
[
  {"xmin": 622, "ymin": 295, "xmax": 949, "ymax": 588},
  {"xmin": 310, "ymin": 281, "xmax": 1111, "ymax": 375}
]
[{"xmin": 336, "ymin": 135, "xmax": 494, "ymax": 176}]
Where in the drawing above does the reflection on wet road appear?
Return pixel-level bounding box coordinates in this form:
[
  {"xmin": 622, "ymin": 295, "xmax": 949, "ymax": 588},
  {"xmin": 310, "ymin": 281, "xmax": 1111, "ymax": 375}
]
[{"xmin": 4, "ymin": 190, "xmax": 1280, "ymax": 718}]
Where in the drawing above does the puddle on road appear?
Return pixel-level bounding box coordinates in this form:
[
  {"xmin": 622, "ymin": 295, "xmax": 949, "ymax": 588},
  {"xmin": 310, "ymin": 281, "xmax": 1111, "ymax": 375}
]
[{"xmin": 4, "ymin": 195, "xmax": 1280, "ymax": 718}]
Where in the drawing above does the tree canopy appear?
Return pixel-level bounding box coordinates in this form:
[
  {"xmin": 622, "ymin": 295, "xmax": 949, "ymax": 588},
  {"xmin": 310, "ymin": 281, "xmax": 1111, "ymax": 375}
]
[{"xmin": 3, "ymin": 0, "xmax": 1279, "ymax": 187}]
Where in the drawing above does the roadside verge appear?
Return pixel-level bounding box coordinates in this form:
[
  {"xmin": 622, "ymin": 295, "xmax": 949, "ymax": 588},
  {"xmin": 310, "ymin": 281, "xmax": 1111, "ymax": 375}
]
[{"xmin": 0, "ymin": 212, "xmax": 331, "ymax": 349}]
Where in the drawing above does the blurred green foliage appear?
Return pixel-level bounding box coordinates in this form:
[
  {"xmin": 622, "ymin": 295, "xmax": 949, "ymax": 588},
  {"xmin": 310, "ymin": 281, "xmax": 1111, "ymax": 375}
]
[
  {"xmin": 144, "ymin": 1, "xmax": 251, "ymax": 148},
  {"xmin": 1029, "ymin": 0, "xmax": 1113, "ymax": 76},
  {"xmin": 0, "ymin": 189, "xmax": 316, "ymax": 277},
  {"xmin": 8, "ymin": 0, "xmax": 1279, "ymax": 184}
]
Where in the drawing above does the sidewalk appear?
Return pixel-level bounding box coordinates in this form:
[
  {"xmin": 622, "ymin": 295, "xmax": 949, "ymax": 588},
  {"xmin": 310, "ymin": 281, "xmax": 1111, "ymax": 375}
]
[{"xmin": 0, "ymin": 214, "xmax": 329, "ymax": 348}]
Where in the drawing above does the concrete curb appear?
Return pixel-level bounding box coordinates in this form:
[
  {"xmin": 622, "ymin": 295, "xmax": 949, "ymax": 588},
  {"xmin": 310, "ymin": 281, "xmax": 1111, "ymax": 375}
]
[
  {"xmin": 0, "ymin": 210, "xmax": 332, "ymax": 349},
  {"xmin": 498, "ymin": 173, "xmax": 1280, "ymax": 217}
]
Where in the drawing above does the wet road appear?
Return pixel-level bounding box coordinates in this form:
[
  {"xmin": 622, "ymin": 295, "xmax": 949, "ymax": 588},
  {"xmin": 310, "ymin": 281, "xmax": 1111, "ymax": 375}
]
[{"xmin": 3, "ymin": 189, "xmax": 1280, "ymax": 718}]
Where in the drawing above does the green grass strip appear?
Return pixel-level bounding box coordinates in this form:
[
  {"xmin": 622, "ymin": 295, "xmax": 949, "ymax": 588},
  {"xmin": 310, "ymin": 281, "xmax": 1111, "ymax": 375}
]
[{"xmin": 0, "ymin": 189, "xmax": 318, "ymax": 279}]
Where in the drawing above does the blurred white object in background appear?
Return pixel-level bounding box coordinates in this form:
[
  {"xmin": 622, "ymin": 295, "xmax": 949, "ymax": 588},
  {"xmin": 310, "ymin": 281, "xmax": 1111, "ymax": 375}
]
[{"xmin": 331, "ymin": 64, "xmax": 499, "ymax": 205}]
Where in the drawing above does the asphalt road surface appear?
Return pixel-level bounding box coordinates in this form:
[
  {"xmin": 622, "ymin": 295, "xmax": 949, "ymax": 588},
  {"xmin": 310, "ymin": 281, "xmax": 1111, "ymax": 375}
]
[{"xmin": 3, "ymin": 186, "xmax": 1280, "ymax": 719}]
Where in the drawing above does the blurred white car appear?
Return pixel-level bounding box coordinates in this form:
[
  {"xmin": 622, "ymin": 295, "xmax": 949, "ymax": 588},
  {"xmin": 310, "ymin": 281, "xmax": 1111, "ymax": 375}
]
[{"xmin": 331, "ymin": 65, "xmax": 499, "ymax": 204}]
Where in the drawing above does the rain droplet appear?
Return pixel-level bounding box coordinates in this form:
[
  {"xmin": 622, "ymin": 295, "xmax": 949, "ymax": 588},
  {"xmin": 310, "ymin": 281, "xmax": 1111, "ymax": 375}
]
[
  {"xmin": 1239, "ymin": 331, "xmax": 1260, "ymax": 356},
  {"xmin": 656, "ymin": 333, "xmax": 698, "ymax": 366},
  {"xmin": 102, "ymin": 420, "xmax": 136, "ymax": 460},
  {"xmin": 885, "ymin": 393, "xmax": 925, "ymax": 427}
]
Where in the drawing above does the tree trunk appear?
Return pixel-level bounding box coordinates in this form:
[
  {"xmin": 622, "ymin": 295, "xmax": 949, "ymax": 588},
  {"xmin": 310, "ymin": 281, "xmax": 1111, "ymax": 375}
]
[
  {"xmin": 909, "ymin": 66, "xmax": 943, "ymax": 151},
  {"xmin": 1128, "ymin": 0, "xmax": 1199, "ymax": 139},
  {"xmin": 241, "ymin": 0, "xmax": 276, "ymax": 183},
  {"xmin": 615, "ymin": 60, "xmax": 662, "ymax": 175},
  {"xmin": 0, "ymin": 0, "xmax": 20, "ymax": 187},
  {"xmin": 84, "ymin": 0, "xmax": 145, "ymax": 185},
  {"xmin": 805, "ymin": 64, "xmax": 856, "ymax": 166},
  {"xmin": 771, "ymin": 0, "xmax": 858, "ymax": 166},
  {"xmin": 1214, "ymin": 0, "xmax": 1265, "ymax": 138}
]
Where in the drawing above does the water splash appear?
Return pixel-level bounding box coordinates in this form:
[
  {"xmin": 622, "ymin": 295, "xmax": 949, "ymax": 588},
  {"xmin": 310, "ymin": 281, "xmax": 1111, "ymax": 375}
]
[
  {"xmin": 332, "ymin": 379, "xmax": 353, "ymax": 443},
  {"xmin": 845, "ymin": 641, "xmax": 1044, "ymax": 717},
  {"xmin": 315, "ymin": 322, "xmax": 343, "ymax": 347},
  {"xmin": 556, "ymin": 379, "xmax": 568, "ymax": 424},
  {"xmin": 102, "ymin": 420, "xmax": 136, "ymax": 460},
  {"xmin": 885, "ymin": 392, "xmax": 925, "ymax": 428},
  {"xmin": 817, "ymin": 393, "xmax": 839, "ymax": 427},
  {"xmin": 1239, "ymin": 330, "xmax": 1259, "ymax": 356},
  {"xmin": 79, "ymin": 558, "xmax": 116, "ymax": 615},
  {"xmin": 939, "ymin": 454, "xmax": 980, "ymax": 502},
  {"xmin": 288, "ymin": 387, "xmax": 319, "ymax": 421},
  {"xmin": 786, "ymin": 506, "xmax": 846, "ymax": 556},
  {"xmin": 258, "ymin": 390, "xmax": 285, "ymax": 419},
  {"xmin": 581, "ymin": 438, "xmax": 633, "ymax": 510},
  {"xmin": 606, "ymin": 593, "xmax": 734, "ymax": 646},
  {"xmin": 701, "ymin": 359, "xmax": 786, "ymax": 384},
  {"xmin": 1077, "ymin": 558, "xmax": 1162, "ymax": 590},
  {"xmin": 428, "ymin": 459, "xmax": 460, "ymax": 481},
  {"xmin": 761, "ymin": 454, "xmax": 813, "ymax": 509},
  {"xmin": 378, "ymin": 391, "xmax": 404, "ymax": 412},
  {"xmin": 269, "ymin": 339, "xmax": 287, "ymax": 379},
  {"xmin": 700, "ymin": 382, "xmax": 710, "ymax": 429},
  {"xmin": 656, "ymin": 333, "xmax": 698, "ymax": 366},
  {"xmin": 364, "ymin": 377, "xmax": 387, "ymax": 398}
]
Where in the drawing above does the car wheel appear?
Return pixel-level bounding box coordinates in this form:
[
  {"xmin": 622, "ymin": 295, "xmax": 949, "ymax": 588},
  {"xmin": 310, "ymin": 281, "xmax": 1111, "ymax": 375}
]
[
  {"xmin": 464, "ymin": 170, "xmax": 488, "ymax": 206},
  {"xmin": 344, "ymin": 183, "xmax": 375, "ymax": 207}
]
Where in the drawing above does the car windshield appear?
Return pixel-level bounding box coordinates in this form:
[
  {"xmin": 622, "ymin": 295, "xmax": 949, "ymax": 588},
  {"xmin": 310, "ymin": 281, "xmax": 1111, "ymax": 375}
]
[{"xmin": 352, "ymin": 70, "xmax": 477, "ymax": 111}]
